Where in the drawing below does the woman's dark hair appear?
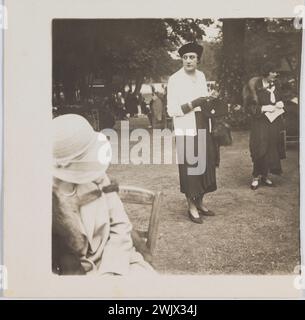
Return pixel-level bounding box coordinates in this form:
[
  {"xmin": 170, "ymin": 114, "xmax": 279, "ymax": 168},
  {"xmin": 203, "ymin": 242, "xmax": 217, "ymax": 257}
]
[{"xmin": 261, "ymin": 61, "xmax": 277, "ymax": 77}]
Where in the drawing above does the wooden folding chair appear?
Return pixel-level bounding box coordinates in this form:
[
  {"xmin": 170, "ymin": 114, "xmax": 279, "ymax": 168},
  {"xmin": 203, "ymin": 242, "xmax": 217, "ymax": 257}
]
[{"xmin": 119, "ymin": 186, "xmax": 162, "ymax": 262}]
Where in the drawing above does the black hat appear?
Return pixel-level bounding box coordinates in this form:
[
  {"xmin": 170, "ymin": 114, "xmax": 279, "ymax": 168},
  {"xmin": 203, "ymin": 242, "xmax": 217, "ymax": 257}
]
[
  {"xmin": 261, "ymin": 61, "xmax": 278, "ymax": 77},
  {"xmin": 178, "ymin": 42, "xmax": 203, "ymax": 59}
]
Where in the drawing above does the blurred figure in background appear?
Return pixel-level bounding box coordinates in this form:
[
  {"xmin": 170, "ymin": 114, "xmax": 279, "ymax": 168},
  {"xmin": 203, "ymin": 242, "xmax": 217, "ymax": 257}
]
[
  {"xmin": 151, "ymin": 92, "xmax": 166, "ymax": 129},
  {"xmin": 115, "ymin": 92, "xmax": 127, "ymax": 120}
]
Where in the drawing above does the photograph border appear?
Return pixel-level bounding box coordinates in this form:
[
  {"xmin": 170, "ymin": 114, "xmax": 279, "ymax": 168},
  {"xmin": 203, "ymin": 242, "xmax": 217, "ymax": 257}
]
[{"xmin": 3, "ymin": 0, "xmax": 304, "ymax": 298}]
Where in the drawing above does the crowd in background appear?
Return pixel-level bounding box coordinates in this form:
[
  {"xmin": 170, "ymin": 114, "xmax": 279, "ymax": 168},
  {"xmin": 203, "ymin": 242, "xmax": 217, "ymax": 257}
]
[{"xmin": 53, "ymin": 84, "xmax": 169, "ymax": 130}]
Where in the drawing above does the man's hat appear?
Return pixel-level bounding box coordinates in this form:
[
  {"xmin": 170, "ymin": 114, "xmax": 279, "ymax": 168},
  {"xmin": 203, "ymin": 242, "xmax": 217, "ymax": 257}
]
[{"xmin": 178, "ymin": 42, "xmax": 203, "ymax": 59}]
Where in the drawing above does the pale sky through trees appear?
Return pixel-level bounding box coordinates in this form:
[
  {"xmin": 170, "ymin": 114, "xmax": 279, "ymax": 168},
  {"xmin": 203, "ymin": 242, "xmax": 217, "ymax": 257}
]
[{"xmin": 169, "ymin": 20, "xmax": 222, "ymax": 59}]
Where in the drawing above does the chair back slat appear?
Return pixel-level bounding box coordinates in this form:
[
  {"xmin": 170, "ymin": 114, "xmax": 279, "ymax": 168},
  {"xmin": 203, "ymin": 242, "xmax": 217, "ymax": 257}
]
[
  {"xmin": 118, "ymin": 185, "xmax": 162, "ymax": 259},
  {"xmin": 146, "ymin": 191, "xmax": 162, "ymax": 254},
  {"xmin": 119, "ymin": 186, "xmax": 155, "ymax": 205}
]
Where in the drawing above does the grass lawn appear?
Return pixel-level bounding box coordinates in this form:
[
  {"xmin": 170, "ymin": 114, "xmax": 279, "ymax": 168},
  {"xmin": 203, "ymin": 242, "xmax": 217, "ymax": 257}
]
[{"xmin": 108, "ymin": 117, "xmax": 300, "ymax": 274}]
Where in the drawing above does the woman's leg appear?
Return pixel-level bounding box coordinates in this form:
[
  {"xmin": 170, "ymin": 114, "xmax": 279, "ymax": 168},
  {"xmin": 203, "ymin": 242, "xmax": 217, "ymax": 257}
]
[
  {"xmin": 176, "ymin": 133, "xmax": 204, "ymax": 223},
  {"xmin": 254, "ymin": 155, "xmax": 273, "ymax": 186},
  {"xmin": 194, "ymin": 194, "xmax": 215, "ymax": 216},
  {"xmin": 261, "ymin": 157, "xmax": 273, "ymax": 186},
  {"xmin": 251, "ymin": 155, "xmax": 270, "ymax": 189},
  {"xmin": 186, "ymin": 196, "xmax": 200, "ymax": 216},
  {"xmin": 251, "ymin": 159, "xmax": 262, "ymax": 190},
  {"xmin": 186, "ymin": 196, "xmax": 203, "ymax": 224},
  {"xmin": 252, "ymin": 158, "xmax": 263, "ymax": 178}
]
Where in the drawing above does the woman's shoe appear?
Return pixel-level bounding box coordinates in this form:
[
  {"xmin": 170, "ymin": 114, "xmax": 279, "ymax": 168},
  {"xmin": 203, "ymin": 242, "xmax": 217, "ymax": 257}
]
[
  {"xmin": 251, "ymin": 178, "xmax": 260, "ymax": 190},
  {"xmin": 188, "ymin": 211, "xmax": 203, "ymax": 224},
  {"xmin": 194, "ymin": 198, "xmax": 216, "ymax": 216},
  {"xmin": 197, "ymin": 208, "xmax": 216, "ymax": 216},
  {"xmin": 261, "ymin": 177, "xmax": 273, "ymax": 187}
]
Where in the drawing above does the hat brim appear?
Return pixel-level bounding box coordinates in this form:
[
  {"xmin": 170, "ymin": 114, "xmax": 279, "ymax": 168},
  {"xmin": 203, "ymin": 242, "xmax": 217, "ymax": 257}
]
[{"xmin": 53, "ymin": 132, "xmax": 112, "ymax": 184}]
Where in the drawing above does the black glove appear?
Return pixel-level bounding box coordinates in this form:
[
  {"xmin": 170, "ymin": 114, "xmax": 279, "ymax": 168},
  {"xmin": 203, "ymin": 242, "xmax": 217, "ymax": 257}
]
[
  {"xmin": 180, "ymin": 97, "xmax": 208, "ymax": 114},
  {"xmin": 191, "ymin": 97, "xmax": 208, "ymax": 108},
  {"xmin": 181, "ymin": 103, "xmax": 193, "ymax": 114}
]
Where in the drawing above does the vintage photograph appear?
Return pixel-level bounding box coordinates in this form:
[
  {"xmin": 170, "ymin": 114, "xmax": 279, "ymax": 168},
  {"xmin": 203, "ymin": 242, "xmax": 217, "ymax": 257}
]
[{"xmin": 51, "ymin": 18, "xmax": 302, "ymax": 276}]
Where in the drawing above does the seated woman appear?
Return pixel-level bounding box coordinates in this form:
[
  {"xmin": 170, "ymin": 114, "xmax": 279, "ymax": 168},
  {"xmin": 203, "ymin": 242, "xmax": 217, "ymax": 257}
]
[{"xmin": 52, "ymin": 114, "xmax": 155, "ymax": 275}]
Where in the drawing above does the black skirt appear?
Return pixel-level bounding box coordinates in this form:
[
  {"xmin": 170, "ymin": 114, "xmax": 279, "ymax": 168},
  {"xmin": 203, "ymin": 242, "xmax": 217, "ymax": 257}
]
[
  {"xmin": 176, "ymin": 111, "xmax": 217, "ymax": 199},
  {"xmin": 249, "ymin": 115, "xmax": 285, "ymax": 175}
]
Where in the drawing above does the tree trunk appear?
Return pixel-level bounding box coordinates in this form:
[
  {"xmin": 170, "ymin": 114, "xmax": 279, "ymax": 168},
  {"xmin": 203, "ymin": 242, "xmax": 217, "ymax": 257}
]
[{"xmin": 219, "ymin": 19, "xmax": 246, "ymax": 105}]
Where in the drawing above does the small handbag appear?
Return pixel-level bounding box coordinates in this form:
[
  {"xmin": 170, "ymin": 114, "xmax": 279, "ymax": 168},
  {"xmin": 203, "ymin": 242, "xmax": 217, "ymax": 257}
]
[
  {"xmin": 201, "ymin": 97, "xmax": 229, "ymax": 118},
  {"xmin": 212, "ymin": 119, "xmax": 233, "ymax": 146}
]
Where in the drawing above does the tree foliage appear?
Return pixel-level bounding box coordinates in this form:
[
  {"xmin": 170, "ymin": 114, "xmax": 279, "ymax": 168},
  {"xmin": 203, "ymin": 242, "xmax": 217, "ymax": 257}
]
[
  {"xmin": 198, "ymin": 41, "xmax": 222, "ymax": 81},
  {"xmin": 53, "ymin": 18, "xmax": 302, "ymax": 131},
  {"xmin": 53, "ymin": 19, "xmax": 211, "ymax": 104}
]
